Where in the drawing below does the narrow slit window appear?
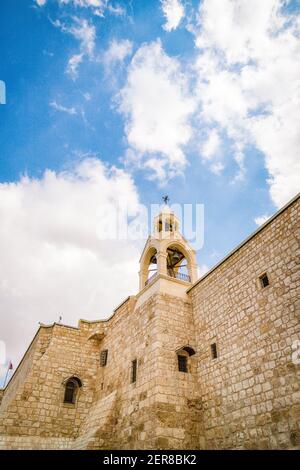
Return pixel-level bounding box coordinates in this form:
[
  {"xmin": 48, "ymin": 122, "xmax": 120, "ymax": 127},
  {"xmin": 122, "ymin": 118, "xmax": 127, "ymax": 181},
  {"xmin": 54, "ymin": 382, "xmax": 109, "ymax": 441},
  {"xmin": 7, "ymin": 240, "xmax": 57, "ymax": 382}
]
[
  {"xmin": 211, "ymin": 343, "xmax": 218, "ymax": 360},
  {"xmin": 131, "ymin": 359, "xmax": 137, "ymax": 383},
  {"xmin": 63, "ymin": 377, "xmax": 82, "ymax": 404},
  {"xmin": 259, "ymin": 273, "xmax": 269, "ymax": 288},
  {"xmin": 100, "ymin": 349, "xmax": 108, "ymax": 367},
  {"xmin": 178, "ymin": 354, "xmax": 188, "ymax": 373}
]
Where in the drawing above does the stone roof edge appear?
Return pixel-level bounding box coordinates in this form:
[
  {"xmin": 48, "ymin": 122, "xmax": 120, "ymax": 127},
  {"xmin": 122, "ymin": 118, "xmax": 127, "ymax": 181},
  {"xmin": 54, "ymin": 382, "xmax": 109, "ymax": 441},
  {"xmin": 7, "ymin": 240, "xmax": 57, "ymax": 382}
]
[
  {"xmin": 2, "ymin": 322, "xmax": 83, "ymax": 391},
  {"xmin": 78, "ymin": 296, "xmax": 135, "ymax": 325},
  {"xmin": 2, "ymin": 325, "xmax": 46, "ymax": 391},
  {"xmin": 187, "ymin": 192, "xmax": 300, "ymax": 293}
]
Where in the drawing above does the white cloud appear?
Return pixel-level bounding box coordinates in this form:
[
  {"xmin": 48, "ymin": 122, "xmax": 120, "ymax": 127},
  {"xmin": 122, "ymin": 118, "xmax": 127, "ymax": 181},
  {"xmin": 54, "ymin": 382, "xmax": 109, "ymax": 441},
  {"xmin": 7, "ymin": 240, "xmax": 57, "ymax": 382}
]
[
  {"xmin": 118, "ymin": 40, "xmax": 195, "ymax": 181},
  {"xmin": 50, "ymin": 100, "xmax": 77, "ymax": 115},
  {"xmin": 51, "ymin": 16, "xmax": 96, "ymax": 78},
  {"xmin": 103, "ymin": 39, "xmax": 133, "ymax": 66},
  {"xmin": 58, "ymin": 0, "xmax": 126, "ymax": 17},
  {"xmin": 83, "ymin": 92, "xmax": 91, "ymax": 101},
  {"xmin": 210, "ymin": 162, "xmax": 224, "ymax": 175},
  {"xmin": 201, "ymin": 129, "xmax": 221, "ymax": 160},
  {"xmin": 107, "ymin": 3, "xmax": 126, "ymax": 17},
  {"xmin": 161, "ymin": 0, "xmax": 185, "ymax": 32},
  {"xmin": 66, "ymin": 53, "xmax": 84, "ymax": 79},
  {"xmin": 59, "ymin": 0, "xmax": 105, "ymax": 15},
  {"xmin": 193, "ymin": 0, "xmax": 300, "ymax": 207},
  {"xmin": 36, "ymin": 0, "xmax": 124, "ymax": 17},
  {"xmin": 0, "ymin": 158, "xmax": 142, "ymax": 385},
  {"xmin": 69, "ymin": 17, "xmax": 96, "ymax": 57},
  {"xmin": 254, "ymin": 214, "xmax": 271, "ymax": 226},
  {"xmin": 200, "ymin": 128, "xmax": 225, "ymax": 175},
  {"xmin": 60, "ymin": 0, "xmax": 103, "ymax": 5}
]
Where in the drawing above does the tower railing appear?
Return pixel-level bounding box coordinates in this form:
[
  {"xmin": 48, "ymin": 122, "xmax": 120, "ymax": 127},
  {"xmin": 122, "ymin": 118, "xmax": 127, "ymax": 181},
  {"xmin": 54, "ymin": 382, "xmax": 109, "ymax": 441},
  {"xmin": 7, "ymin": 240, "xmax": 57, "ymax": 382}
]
[
  {"xmin": 173, "ymin": 272, "xmax": 191, "ymax": 282},
  {"xmin": 145, "ymin": 271, "xmax": 191, "ymax": 286}
]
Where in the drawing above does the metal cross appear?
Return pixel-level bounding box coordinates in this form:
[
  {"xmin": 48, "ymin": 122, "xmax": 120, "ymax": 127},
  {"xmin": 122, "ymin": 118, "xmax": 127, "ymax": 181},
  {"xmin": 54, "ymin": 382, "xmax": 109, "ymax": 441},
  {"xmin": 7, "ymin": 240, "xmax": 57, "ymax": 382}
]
[{"xmin": 162, "ymin": 195, "xmax": 170, "ymax": 205}]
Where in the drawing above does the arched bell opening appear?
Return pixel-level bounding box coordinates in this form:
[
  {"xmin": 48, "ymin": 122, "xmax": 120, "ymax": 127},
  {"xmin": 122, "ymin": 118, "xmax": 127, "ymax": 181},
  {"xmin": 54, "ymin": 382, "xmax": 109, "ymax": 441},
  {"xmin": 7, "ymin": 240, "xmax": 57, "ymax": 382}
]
[
  {"xmin": 146, "ymin": 248, "xmax": 158, "ymax": 285},
  {"xmin": 166, "ymin": 245, "xmax": 191, "ymax": 283},
  {"xmin": 140, "ymin": 247, "xmax": 158, "ymax": 288}
]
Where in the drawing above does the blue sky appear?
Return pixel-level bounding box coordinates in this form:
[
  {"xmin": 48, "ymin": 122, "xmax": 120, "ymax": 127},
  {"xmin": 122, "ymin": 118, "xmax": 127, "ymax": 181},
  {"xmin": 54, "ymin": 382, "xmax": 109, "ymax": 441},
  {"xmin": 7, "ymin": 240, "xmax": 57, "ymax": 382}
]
[{"xmin": 0, "ymin": 0, "xmax": 299, "ymax": 383}]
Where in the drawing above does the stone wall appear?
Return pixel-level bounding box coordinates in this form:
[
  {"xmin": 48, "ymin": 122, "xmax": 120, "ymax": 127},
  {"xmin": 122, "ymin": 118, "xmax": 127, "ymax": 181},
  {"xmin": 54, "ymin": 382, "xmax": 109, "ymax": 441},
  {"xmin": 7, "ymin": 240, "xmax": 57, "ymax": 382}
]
[
  {"xmin": 72, "ymin": 292, "xmax": 202, "ymax": 450},
  {"xmin": 146, "ymin": 292, "xmax": 204, "ymax": 449},
  {"xmin": 0, "ymin": 288, "xmax": 203, "ymax": 450},
  {"xmin": 189, "ymin": 195, "xmax": 300, "ymax": 449},
  {"xmin": 0, "ymin": 321, "xmax": 101, "ymax": 448}
]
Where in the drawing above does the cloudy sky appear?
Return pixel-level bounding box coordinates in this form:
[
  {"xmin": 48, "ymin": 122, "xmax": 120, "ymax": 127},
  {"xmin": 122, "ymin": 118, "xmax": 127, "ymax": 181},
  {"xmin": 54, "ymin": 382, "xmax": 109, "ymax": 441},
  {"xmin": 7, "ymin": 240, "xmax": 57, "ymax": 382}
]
[{"xmin": 0, "ymin": 0, "xmax": 299, "ymax": 385}]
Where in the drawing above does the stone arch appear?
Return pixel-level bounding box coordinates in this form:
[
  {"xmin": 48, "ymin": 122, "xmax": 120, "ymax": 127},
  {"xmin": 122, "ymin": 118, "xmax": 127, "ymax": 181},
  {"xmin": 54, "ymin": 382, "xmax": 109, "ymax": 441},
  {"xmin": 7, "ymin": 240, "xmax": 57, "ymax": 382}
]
[
  {"xmin": 139, "ymin": 244, "xmax": 159, "ymax": 288},
  {"xmin": 63, "ymin": 376, "xmax": 82, "ymax": 404},
  {"xmin": 164, "ymin": 241, "xmax": 195, "ymax": 283},
  {"xmin": 176, "ymin": 345, "xmax": 196, "ymax": 356},
  {"xmin": 176, "ymin": 345, "xmax": 196, "ymax": 373}
]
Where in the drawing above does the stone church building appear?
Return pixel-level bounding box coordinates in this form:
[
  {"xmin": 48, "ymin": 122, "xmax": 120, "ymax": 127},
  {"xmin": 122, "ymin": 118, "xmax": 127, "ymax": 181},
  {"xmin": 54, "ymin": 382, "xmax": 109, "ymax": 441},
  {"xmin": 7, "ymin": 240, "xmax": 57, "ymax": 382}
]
[{"xmin": 0, "ymin": 194, "xmax": 299, "ymax": 450}]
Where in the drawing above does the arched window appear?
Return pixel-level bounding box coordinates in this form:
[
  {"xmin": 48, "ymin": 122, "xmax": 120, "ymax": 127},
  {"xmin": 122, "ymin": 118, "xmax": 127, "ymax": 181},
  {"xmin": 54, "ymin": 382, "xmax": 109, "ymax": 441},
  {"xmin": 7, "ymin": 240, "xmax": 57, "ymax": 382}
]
[
  {"xmin": 63, "ymin": 376, "xmax": 82, "ymax": 404},
  {"xmin": 176, "ymin": 346, "xmax": 196, "ymax": 373}
]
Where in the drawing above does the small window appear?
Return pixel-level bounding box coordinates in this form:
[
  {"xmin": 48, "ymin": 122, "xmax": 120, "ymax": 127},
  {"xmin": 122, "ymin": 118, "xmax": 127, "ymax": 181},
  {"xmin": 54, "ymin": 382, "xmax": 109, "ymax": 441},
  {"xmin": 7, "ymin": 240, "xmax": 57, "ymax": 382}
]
[
  {"xmin": 63, "ymin": 377, "xmax": 82, "ymax": 404},
  {"xmin": 178, "ymin": 355, "xmax": 188, "ymax": 373},
  {"xmin": 100, "ymin": 349, "xmax": 108, "ymax": 367},
  {"xmin": 131, "ymin": 359, "xmax": 137, "ymax": 383},
  {"xmin": 259, "ymin": 273, "xmax": 269, "ymax": 288},
  {"xmin": 211, "ymin": 343, "xmax": 218, "ymax": 360}
]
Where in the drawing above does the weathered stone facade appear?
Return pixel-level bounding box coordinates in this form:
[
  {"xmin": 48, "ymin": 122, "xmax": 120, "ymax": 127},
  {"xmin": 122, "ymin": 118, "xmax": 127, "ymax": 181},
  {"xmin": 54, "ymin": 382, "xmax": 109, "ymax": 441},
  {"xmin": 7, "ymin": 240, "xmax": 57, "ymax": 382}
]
[{"xmin": 0, "ymin": 195, "xmax": 299, "ymax": 449}]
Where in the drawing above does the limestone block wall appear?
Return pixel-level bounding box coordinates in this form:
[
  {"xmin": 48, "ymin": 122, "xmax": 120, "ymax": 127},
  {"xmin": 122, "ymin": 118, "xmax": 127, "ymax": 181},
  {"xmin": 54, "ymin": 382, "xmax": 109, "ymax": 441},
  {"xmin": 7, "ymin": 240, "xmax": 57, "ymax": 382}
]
[
  {"xmin": 2, "ymin": 281, "xmax": 202, "ymax": 450},
  {"xmin": 147, "ymin": 292, "xmax": 204, "ymax": 449},
  {"xmin": 71, "ymin": 291, "xmax": 203, "ymax": 450},
  {"xmin": 0, "ymin": 326, "xmax": 52, "ymax": 446},
  {"xmin": 112, "ymin": 292, "xmax": 203, "ymax": 450},
  {"xmin": 69, "ymin": 296, "xmax": 152, "ymax": 450},
  {"xmin": 72, "ymin": 294, "xmax": 169, "ymax": 450},
  {"xmin": 0, "ymin": 321, "xmax": 101, "ymax": 448},
  {"xmin": 189, "ymin": 196, "xmax": 300, "ymax": 449}
]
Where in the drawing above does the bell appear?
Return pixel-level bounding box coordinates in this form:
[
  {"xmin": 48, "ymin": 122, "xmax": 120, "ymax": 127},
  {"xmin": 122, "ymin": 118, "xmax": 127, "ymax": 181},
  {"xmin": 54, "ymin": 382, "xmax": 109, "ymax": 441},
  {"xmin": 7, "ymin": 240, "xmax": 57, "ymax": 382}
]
[{"xmin": 172, "ymin": 251, "xmax": 181, "ymax": 262}]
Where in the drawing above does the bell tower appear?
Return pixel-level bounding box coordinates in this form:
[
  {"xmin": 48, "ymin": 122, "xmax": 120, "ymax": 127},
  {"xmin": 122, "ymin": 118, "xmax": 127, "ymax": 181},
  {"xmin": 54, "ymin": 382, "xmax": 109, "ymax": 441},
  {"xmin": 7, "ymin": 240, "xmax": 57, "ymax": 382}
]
[{"xmin": 138, "ymin": 203, "xmax": 198, "ymax": 294}]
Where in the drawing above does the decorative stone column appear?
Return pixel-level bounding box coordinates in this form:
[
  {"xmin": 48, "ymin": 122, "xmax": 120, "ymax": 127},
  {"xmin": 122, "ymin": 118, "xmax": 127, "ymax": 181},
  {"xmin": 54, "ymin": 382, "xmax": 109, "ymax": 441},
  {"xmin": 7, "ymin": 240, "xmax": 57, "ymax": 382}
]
[
  {"xmin": 157, "ymin": 251, "xmax": 168, "ymax": 277},
  {"xmin": 139, "ymin": 268, "xmax": 149, "ymax": 291}
]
